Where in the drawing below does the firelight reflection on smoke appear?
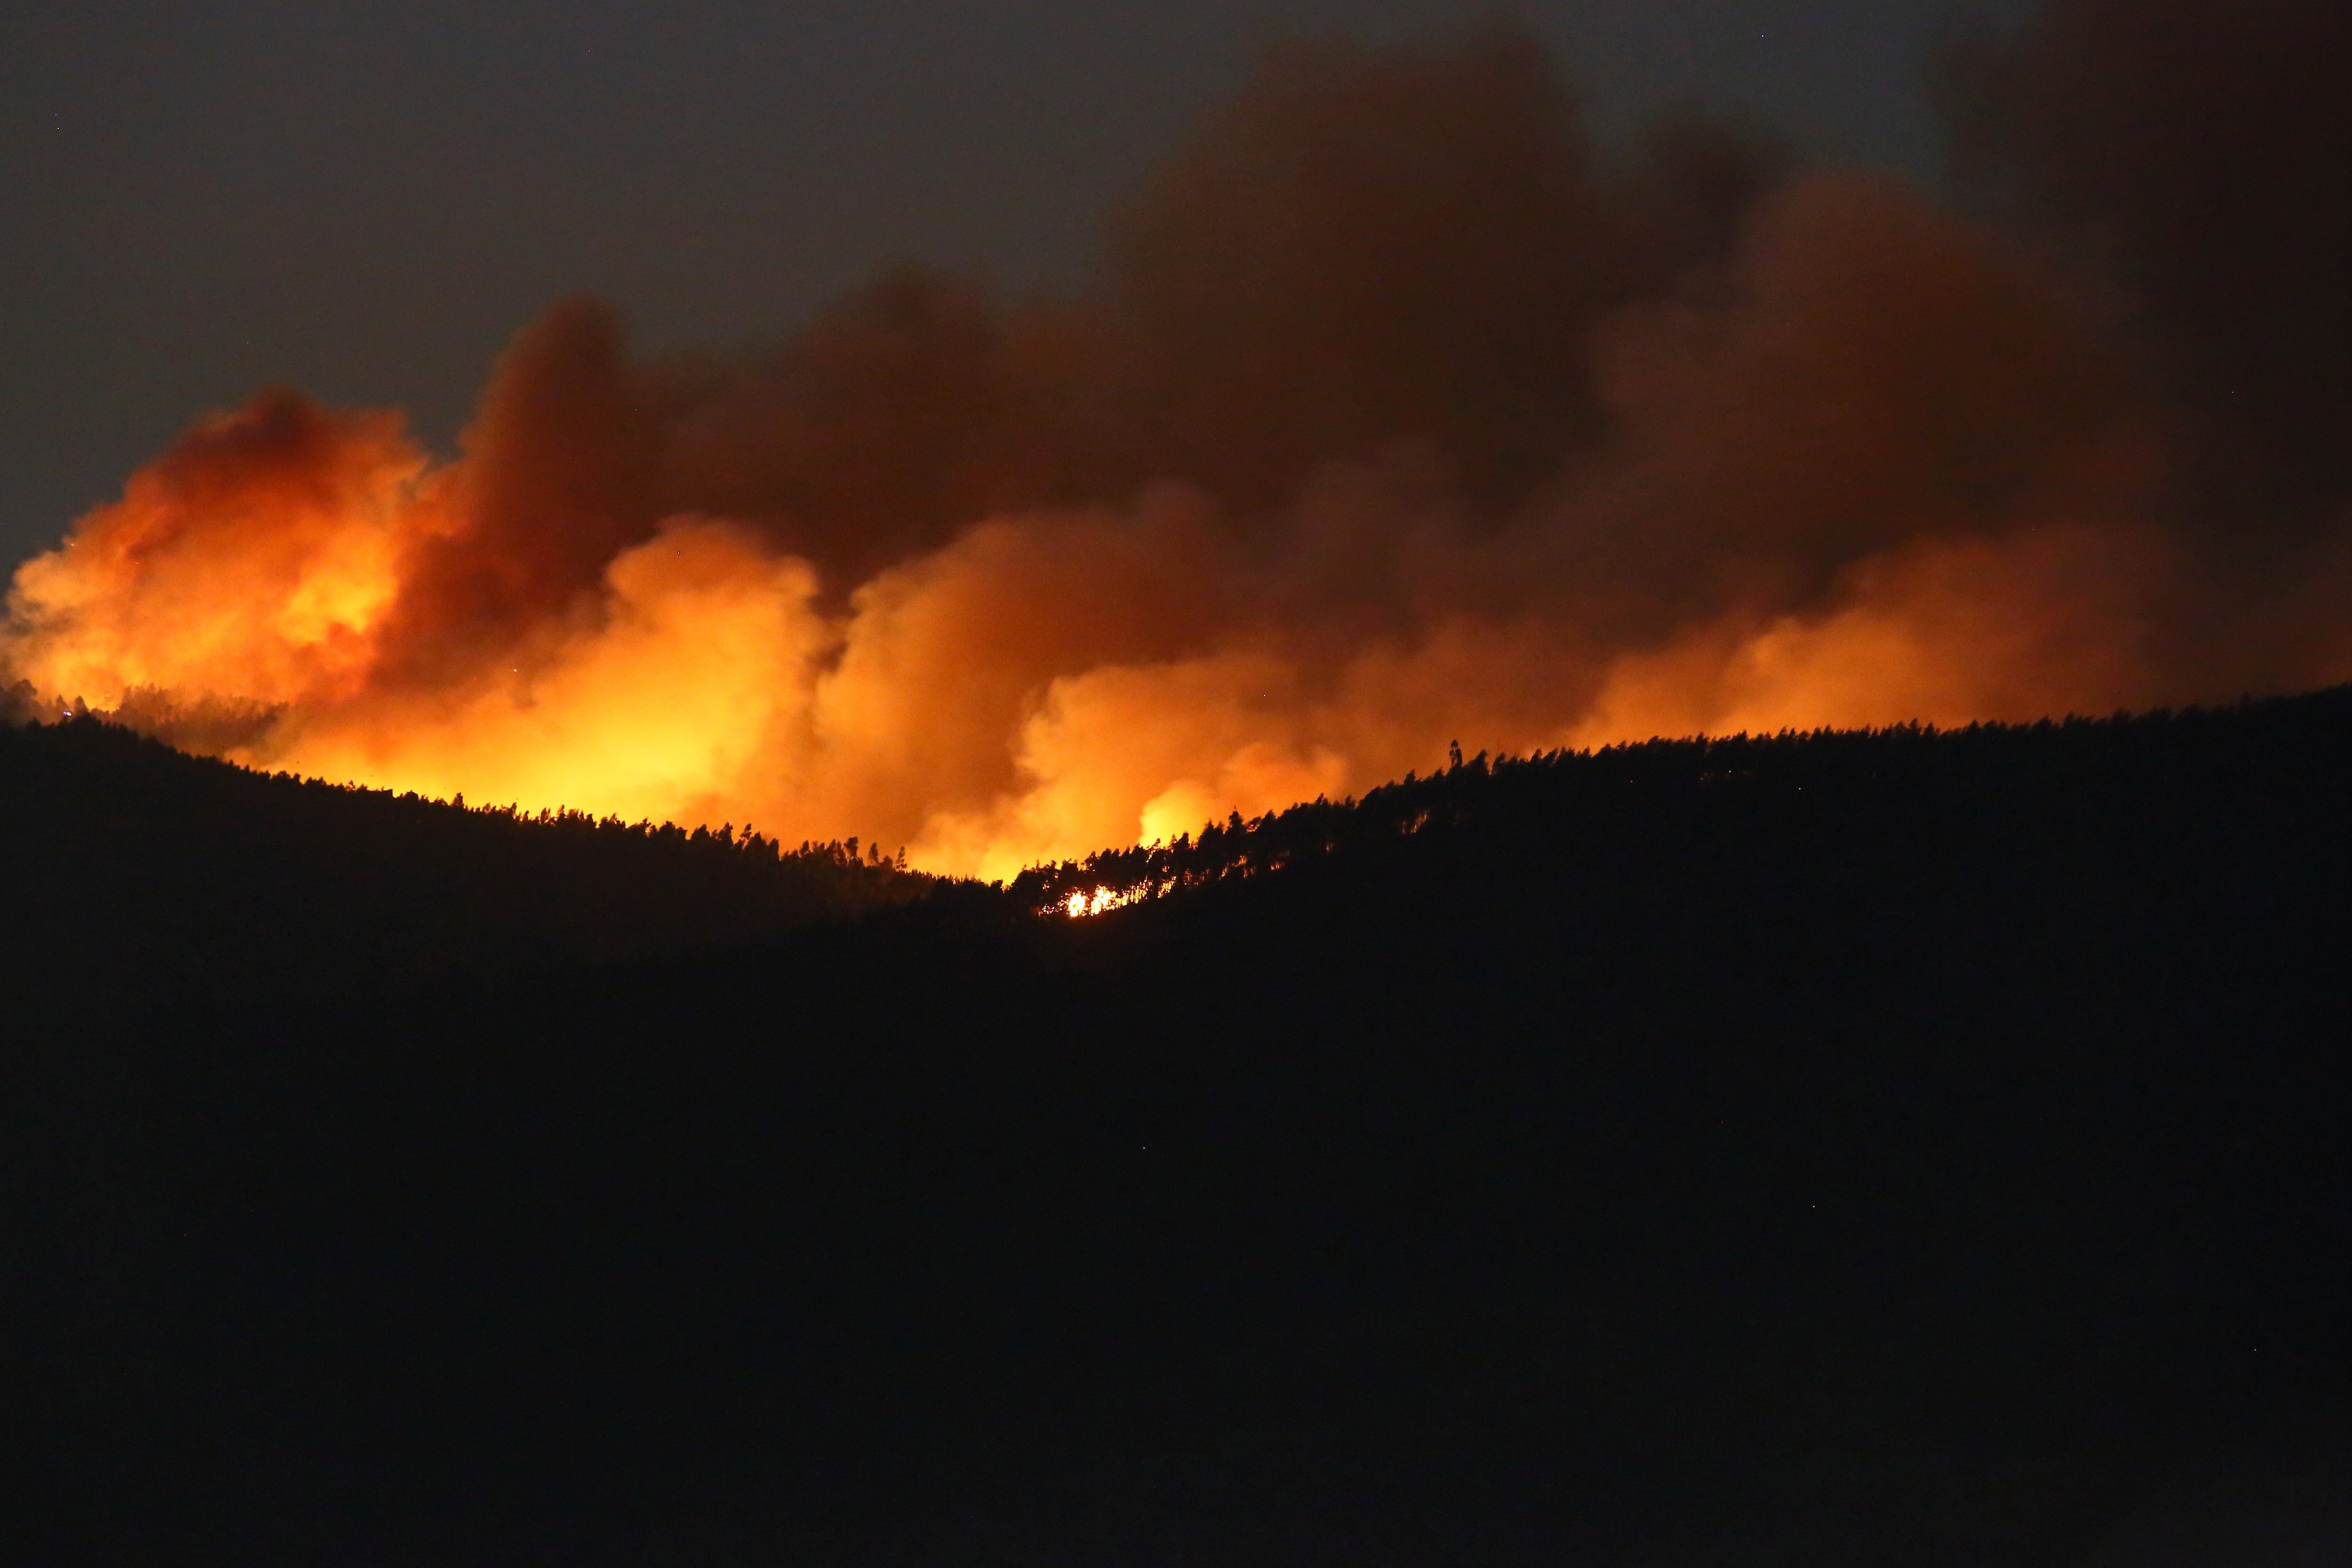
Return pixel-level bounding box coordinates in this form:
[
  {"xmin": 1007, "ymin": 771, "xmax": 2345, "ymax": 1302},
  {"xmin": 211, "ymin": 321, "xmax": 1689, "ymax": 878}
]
[{"xmin": 6, "ymin": 16, "xmax": 2351, "ymax": 881}]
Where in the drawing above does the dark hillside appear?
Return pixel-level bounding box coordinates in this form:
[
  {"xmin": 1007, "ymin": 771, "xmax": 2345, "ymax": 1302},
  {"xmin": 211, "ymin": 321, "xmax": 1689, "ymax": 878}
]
[
  {"xmin": 1017, "ymin": 692, "xmax": 2352, "ymax": 920},
  {"xmin": 3, "ymin": 694, "xmax": 2349, "ymax": 1565},
  {"xmin": 1, "ymin": 716, "xmax": 927, "ymax": 1005}
]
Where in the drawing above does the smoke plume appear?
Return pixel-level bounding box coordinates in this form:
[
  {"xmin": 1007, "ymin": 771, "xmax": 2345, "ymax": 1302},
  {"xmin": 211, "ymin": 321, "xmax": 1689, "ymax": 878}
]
[{"xmin": 7, "ymin": 16, "xmax": 2350, "ymax": 879}]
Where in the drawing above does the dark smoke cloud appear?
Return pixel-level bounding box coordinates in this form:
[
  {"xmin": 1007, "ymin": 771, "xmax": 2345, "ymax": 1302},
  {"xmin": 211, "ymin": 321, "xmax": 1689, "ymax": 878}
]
[
  {"xmin": 1941, "ymin": 0, "xmax": 2352, "ymax": 536},
  {"xmin": 560, "ymin": 25, "xmax": 1780, "ymax": 592},
  {"xmin": 1105, "ymin": 25, "xmax": 1617, "ymax": 511},
  {"xmin": 380, "ymin": 297, "xmax": 665, "ymax": 685}
]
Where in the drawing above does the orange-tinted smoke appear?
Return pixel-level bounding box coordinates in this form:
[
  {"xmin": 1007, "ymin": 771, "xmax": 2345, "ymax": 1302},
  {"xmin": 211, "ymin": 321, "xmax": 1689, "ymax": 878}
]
[
  {"xmin": 4, "ymin": 390, "xmax": 448, "ymax": 712},
  {"xmin": 6, "ymin": 22, "xmax": 2350, "ymax": 880}
]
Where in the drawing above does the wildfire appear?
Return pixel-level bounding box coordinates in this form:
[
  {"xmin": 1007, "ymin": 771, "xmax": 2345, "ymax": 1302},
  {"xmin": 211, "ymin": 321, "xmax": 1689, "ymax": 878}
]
[
  {"xmin": 6, "ymin": 26, "xmax": 2349, "ymax": 875},
  {"xmin": 1063, "ymin": 886, "xmax": 1144, "ymax": 919}
]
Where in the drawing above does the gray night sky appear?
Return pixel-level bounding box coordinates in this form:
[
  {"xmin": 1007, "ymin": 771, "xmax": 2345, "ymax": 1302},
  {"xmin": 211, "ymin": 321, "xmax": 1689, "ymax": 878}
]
[{"xmin": 0, "ymin": 0, "xmax": 2033, "ymax": 568}]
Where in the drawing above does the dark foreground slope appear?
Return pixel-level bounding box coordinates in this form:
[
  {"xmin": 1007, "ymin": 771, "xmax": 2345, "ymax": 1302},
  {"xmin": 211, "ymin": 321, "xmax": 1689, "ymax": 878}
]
[
  {"xmin": 1, "ymin": 716, "xmax": 926, "ymax": 993},
  {"xmin": 3, "ymin": 696, "xmax": 2349, "ymax": 1565}
]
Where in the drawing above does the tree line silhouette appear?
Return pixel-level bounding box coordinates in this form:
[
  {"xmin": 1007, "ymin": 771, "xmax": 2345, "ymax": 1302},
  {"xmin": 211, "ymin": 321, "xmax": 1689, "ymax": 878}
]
[{"xmin": 1014, "ymin": 693, "xmax": 2352, "ymax": 916}]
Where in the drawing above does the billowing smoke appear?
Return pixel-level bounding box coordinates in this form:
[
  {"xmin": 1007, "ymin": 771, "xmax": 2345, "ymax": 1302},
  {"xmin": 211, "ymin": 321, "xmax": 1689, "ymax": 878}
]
[
  {"xmin": 1942, "ymin": 0, "xmax": 2352, "ymax": 533},
  {"xmin": 7, "ymin": 15, "xmax": 2349, "ymax": 879}
]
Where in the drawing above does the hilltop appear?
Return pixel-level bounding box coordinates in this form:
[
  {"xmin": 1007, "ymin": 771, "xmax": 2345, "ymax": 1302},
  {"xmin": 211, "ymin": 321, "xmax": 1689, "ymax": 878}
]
[{"xmin": 2, "ymin": 692, "xmax": 2348, "ymax": 1565}]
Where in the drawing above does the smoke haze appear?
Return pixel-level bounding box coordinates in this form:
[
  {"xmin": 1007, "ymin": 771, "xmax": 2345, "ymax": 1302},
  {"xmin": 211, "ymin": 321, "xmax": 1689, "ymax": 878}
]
[{"xmin": 8, "ymin": 10, "xmax": 2349, "ymax": 878}]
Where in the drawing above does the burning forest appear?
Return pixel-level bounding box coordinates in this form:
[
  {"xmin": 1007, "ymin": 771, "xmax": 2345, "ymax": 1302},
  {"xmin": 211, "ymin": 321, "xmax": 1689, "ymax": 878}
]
[{"xmin": 9, "ymin": 1, "xmax": 2352, "ymax": 880}]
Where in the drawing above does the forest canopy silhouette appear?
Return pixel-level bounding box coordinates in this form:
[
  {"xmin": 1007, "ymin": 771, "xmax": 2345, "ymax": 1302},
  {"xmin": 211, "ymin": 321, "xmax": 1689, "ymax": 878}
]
[{"xmin": 6, "ymin": 0, "xmax": 2351, "ymax": 879}]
